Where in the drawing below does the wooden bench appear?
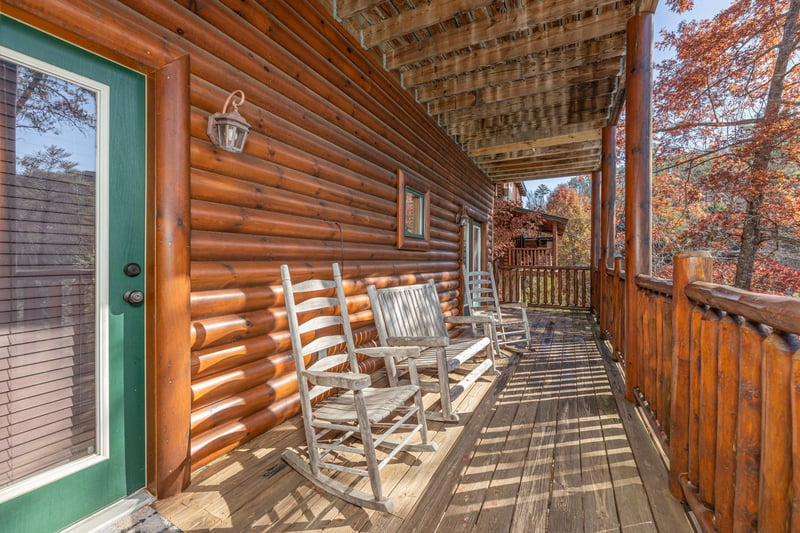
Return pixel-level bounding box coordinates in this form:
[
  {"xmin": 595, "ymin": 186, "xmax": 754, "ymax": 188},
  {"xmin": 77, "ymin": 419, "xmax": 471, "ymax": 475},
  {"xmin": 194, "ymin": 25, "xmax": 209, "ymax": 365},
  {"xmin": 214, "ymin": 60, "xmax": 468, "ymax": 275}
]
[{"xmin": 368, "ymin": 279, "xmax": 496, "ymax": 422}]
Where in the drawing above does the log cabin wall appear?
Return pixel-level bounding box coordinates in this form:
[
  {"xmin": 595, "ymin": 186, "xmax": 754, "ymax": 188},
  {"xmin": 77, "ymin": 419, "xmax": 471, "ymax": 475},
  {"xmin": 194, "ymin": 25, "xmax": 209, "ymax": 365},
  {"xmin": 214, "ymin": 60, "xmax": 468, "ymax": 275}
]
[{"xmin": 2, "ymin": 0, "xmax": 493, "ymax": 478}]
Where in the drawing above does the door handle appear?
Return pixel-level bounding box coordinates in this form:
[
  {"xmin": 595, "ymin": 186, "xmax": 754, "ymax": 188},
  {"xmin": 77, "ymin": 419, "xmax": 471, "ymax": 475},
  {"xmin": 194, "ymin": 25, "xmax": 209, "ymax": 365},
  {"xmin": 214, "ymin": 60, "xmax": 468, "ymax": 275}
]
[{"xmin": 123, "ymin": 289, "xmax": 144, "ymax": 305}]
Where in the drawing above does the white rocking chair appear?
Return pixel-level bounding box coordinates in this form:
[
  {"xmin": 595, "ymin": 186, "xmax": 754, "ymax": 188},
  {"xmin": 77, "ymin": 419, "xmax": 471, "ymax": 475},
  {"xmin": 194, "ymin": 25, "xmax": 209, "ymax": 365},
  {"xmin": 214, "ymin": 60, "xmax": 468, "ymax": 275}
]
[
  {"xmin": 280, "ymin": 263, "xmax": 437, "ymax": 512},
  {"xmin": 464, "ymin": 268, "xmax": 532, "ymax": 354}
]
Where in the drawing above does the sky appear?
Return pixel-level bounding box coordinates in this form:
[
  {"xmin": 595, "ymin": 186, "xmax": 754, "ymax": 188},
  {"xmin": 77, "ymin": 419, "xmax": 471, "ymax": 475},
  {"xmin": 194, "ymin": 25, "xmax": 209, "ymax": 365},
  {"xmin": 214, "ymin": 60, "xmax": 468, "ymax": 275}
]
[{"xmin": 523, "ymin": 0, "xmax": 732, "ymax": 203}]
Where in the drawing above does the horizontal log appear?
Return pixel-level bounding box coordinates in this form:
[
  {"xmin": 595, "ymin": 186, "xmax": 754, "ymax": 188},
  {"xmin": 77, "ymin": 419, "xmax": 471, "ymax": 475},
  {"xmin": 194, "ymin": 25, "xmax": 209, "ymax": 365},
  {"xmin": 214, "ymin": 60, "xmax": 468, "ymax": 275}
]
[
  {"xmin": 191, "ymin": 141, "xmax": 396, "ymax": 216},
  {"xmin": 685, "ymin": 281, "xmax": 800, "ymax": 334},
  {"xmin": 192, "ymin": 333, "xmax": 292, "ymax": 379},
  {"xmin": 190, "ymin": 199, "xmax": 395, "ymax": 245},
  {"xmin": 190, "ymin": 260, "xmax": 461, "ymax": 291},
  {"xmin": 190, "ymin": 356, "xmax": 385, "ymax": 469},
  {"xmin": 191, "ymin": 352, "xmax": 296, "ymax": 409},
  {"xmin": 191, "ymin": 170, "xmax": 394, "ymax": 231},
  {"xmin": 189, "ymin": 230, "xmax": 459, "ymax": 263},
  {"xmin": 635, "ymin": 274, "xmax": 673, "ymax": 297}
]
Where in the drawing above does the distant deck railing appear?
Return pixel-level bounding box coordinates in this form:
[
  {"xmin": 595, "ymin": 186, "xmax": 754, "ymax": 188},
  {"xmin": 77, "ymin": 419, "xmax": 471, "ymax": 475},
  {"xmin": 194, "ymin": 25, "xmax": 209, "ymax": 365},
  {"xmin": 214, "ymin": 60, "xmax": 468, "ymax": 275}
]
[
  {"xmin": 505, "ymin": 247, "xmax": 553, "ymax": 266},
  {"xmin": 495, "ymin": 264, "xmax": 591, "ymax": 309},
  {"xmin": 595, "ymin": 252, "xmax": 800, "ymax": 533}
]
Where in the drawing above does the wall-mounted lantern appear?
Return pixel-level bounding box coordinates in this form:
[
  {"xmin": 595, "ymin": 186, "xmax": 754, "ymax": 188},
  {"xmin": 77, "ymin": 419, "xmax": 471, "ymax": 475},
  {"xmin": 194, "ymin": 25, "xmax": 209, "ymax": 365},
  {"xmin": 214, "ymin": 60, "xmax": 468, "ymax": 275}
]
[{"xmin": 207, "ymin": 90, "xmax": 251, "ymax": 153}]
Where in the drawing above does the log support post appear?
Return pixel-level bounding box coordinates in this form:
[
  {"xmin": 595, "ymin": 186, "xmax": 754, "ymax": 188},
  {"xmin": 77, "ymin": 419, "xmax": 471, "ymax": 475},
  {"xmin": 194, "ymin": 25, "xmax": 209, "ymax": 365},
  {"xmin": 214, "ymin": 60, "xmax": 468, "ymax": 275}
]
[
  {"xmin": 600, "ymin": 125, "xmax": 616, "ymax": 337},
  {"xmin": 148, "ymin": 55, "xmax": 192, "ymax": 498},
  {"xmin": 668, "ymin": 251, "xmax": 713, "ymax": 498},
  {"xmin": 590, "ymin": 170, "xmax": 601, "ymax": 314},
  {"xmin": 624, "ymin": 10, "xmax": 654, "ymax": 402}
]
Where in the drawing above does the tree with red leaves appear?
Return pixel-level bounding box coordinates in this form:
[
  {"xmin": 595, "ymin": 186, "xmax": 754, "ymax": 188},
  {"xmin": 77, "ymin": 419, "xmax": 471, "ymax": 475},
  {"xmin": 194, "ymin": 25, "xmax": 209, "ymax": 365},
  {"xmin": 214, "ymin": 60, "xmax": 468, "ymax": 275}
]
[
  {"xmin": 655, "ymin": 0, "xmax": 800, "ymax": 290},
  {"xmin": 545, "ymin": 184, "xmax": 591, "ymax": 266},
  {"xmin": 491, "ymin": 192, "xmax": 542, "ymax": 263}
]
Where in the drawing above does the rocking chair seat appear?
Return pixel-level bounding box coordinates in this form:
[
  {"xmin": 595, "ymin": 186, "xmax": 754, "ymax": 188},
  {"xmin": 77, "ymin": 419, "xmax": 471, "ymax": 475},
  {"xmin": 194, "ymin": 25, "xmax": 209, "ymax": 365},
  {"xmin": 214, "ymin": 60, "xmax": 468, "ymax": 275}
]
[{"xmin": 315, "ymin": 384, "xmax": 420, "ymax": 424}]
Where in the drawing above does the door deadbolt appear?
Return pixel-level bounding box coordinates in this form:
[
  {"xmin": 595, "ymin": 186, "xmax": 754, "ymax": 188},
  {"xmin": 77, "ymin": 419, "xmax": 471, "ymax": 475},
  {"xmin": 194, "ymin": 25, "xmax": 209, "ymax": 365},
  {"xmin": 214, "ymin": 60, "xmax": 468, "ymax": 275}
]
[
  {"xmin": 124, "ymin": 289, "xmax": 144, "ymax": 305},
  {"xmin": 124, "ymin": 262, "xmax": 142, "ymax": 277}
]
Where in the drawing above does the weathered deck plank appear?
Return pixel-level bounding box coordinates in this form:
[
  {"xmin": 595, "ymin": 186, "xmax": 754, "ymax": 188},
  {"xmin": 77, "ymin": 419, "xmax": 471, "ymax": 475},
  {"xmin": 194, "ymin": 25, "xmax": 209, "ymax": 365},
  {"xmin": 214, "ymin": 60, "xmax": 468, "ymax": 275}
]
[{"xmin": 152, "ymin": 310, "xmax": 692, "ymax": 533}]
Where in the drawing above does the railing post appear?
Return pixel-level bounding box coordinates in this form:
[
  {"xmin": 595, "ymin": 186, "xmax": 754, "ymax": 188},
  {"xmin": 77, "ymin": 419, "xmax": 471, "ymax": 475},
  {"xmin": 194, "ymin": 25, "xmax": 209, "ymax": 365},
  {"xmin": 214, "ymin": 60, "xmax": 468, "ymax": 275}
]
[
  {"xmin": 591, "ymin": 170, "xmax": 601, "ymax": 314},
  {"xmin": 613, "ymin": 257, "xmax": 623, "ymax": 361},
  {"xmin": 600, "ymin": 125, "xmax": 616, "ymax": 339},
  {"xmin": 668, "ymin": 251, "xmax": 712, "ymax": 498}
]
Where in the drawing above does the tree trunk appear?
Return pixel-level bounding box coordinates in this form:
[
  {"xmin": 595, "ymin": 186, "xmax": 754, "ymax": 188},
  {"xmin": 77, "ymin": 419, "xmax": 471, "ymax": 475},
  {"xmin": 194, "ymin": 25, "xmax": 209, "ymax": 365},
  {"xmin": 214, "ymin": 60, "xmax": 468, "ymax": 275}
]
[{"xmin": 733, "ymin": 0, "xmax": 800, "ymax": 290}]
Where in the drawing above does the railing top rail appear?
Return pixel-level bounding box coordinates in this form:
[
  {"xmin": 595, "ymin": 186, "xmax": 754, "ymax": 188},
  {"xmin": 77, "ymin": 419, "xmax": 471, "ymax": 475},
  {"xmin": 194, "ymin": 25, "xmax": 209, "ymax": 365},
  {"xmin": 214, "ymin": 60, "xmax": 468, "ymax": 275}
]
[
  {"xmin": 685, "ymin": 280, "xmax": 800, "ymax": 334},
  {"xmin": 636, "ymin": 274, "xmax": 673, "ymax": 297},
  {"xmin": 497, "ymin": 265, "xmax": 590, "ymax": 271}
]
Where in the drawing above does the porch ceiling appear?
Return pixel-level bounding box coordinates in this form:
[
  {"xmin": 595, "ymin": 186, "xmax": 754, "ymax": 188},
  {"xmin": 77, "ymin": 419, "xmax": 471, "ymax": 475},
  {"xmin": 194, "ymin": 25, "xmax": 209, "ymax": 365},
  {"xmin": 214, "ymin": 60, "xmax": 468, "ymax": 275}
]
[{"xmin": 324, "ymin": 0, "xmax": 657, "ymax": 182}]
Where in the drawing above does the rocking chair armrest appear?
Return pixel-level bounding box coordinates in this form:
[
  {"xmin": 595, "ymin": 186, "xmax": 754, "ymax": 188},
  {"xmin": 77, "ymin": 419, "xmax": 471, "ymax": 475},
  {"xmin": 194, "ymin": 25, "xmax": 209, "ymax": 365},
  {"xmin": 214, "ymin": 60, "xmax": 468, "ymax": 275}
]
[
  {"xmin": 386, "ymin": 336, "xmax": 449, "ymax": 347},
  {"xmin": 444, "ymin": 315, "xmax": 493, "ymax": 325},
  {"xmin": 303, "ymin": 370, "xmax": 371, "ymax": 390},
  {"xmin": 355, "ymin": 346, "xmax": 422, "ymax": 361},
  {"xmin": 500, "ymin": 302, "xmax": 527, "ymax": 310}
]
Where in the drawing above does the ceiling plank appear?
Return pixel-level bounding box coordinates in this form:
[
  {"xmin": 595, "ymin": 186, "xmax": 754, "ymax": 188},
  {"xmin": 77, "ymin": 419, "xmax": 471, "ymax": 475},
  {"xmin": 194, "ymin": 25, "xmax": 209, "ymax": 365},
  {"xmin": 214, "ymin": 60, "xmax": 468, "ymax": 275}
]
[
  {"xmin": 488, "ymin": 163, "xmax": 599, "ymax": 180},
  {"xmin": 468, "ymin": 120, "xmax": 606, "ymax": 151},
  {"xmin": 487, "ymin": 155, "xmax": 600, "ymax": 176},
  {"xmin": 385, "ymin": 0, "xmax": 626, "ymax": 69},
  {"xmin": 413, "ymin": 36, "xmax": 625, "ymax": 98},
  {"xmin": 361, "ymin": 0, "xmax": 494, "ymax": 47},
  {"xmin": 390, "ymin": 6, "xmax": 632, "ymax": 74},
  {"xmin": 451, "ymin": 111, "xmax": 609, "ymax": 141},
  {"xmin": 481, "ymin": 148, "xmax": 600, "ymax": 170},
  {"xmin": 469, "ymin": 128, "xmax": 602, "ymax": 157},
  {"xmin": 475, "ymin": 140, "xmax": 600, "ymax": 162},
  {"xmin": 335, "ymin": 0, "xmax": 385, "ymax": 20},
  {"xmin": 437, "ymin": 92, "xmax": 612, "ymax": 125}
]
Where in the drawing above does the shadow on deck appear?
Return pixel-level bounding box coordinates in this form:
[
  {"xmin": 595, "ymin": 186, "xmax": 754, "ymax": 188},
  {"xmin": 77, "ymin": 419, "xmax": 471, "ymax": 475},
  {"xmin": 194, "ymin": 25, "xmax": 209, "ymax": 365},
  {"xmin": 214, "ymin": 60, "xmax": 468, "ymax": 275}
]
[{"xmin": 153, "ymin": 310, "xmax": 692, "ymax": 532}]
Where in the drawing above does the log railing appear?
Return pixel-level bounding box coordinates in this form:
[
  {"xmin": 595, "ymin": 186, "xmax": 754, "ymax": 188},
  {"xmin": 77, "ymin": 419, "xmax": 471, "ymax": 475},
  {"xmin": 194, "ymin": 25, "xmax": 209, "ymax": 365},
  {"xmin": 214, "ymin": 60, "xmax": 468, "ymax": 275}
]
[
  {"xmin": 595, "ymin": 251, "xmax": 800, "ymax": 532},
  {"xmin": 505, "ymin": 247, "xmax": 553, "ymax": 266},
  {"xmin": 633, "ymin": 273, "xmax": 673, "ymax": 448},
  {"xmin": 668, "ymin": 253, "xmax": 800, "ymax": 533},
  {"xmin": 495, "ymin": 265, "xmax": 591, "ymax": 309}
]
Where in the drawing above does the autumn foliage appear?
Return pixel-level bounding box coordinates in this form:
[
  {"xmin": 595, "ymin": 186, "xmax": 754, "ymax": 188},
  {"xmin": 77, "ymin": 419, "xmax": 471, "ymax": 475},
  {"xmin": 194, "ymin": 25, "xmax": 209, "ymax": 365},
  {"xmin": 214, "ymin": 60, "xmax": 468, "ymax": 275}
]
[
  {"xmin": 653, "ymin": 0, "xmax": 800, "ymax": 293},
  {"xmin": 545, "ymin": 183, "xmax": 591, "ymax": 266},
  {"xmin": 491, "ymin": 192, "xmax": 542, "ymax": 263}
]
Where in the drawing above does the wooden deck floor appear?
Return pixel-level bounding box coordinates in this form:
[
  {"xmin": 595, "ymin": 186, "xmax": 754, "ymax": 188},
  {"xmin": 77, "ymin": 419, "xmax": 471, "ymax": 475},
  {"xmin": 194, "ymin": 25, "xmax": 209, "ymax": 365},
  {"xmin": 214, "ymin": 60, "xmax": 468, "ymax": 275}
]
[{"xmin": 153, "ymin": 310, "xmax": 692, "ymax": 532}]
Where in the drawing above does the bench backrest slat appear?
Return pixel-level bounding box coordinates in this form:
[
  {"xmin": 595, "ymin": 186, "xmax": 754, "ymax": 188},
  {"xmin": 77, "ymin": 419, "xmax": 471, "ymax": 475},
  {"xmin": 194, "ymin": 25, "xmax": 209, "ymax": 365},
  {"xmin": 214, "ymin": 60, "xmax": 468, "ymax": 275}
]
[{"xmin": 368, "ymin": 279, "xmax": 448, "ymax": 343}]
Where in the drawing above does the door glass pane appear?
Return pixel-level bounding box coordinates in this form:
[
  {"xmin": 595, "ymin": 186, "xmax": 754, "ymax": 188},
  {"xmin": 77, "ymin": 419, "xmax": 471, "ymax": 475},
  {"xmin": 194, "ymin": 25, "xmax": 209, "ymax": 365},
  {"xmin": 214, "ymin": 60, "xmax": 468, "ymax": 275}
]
[
  {"xmin": 0, "ymin": 55, "xmax": 99, "ymax": 491},
  {"xmin": 470, "ymin": 221, "xmax": 482, "ymax": 271}
]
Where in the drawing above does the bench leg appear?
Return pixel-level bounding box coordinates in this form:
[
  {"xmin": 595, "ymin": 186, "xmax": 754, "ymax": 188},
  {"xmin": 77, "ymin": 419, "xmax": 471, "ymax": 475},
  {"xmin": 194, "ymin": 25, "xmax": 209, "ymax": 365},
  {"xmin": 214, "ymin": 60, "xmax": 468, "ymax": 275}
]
[{"xmin": 435, "ymin": 347, "xmax": 459, "ymax": 422}]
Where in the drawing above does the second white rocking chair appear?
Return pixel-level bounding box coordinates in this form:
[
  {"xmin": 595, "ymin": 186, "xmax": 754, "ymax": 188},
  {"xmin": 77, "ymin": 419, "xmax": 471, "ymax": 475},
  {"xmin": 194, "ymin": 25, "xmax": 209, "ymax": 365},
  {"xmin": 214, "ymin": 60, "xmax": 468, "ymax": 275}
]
[
  {"xmin": 464, "ymin": 268, "xmax": 532, "ymax": 354},
  {"xmin": 280, "ymin": 263, "xmax": 437, "ymax": 512}
]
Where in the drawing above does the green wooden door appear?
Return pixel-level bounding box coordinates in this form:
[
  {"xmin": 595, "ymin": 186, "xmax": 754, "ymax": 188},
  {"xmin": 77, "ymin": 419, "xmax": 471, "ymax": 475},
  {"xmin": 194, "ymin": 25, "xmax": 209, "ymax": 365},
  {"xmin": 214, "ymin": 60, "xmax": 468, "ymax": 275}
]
[{"xmin": 0, "ymin": 16, "xmax": 146, "ymax": 532}]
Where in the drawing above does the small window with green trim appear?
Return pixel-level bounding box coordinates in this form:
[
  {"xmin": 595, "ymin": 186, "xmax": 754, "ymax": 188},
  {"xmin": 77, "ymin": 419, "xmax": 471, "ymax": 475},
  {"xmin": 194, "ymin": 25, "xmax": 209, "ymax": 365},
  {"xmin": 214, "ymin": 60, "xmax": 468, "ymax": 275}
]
[{"xmin": 396, "ymin": 169, "xmax": 430, "ymax": 250}]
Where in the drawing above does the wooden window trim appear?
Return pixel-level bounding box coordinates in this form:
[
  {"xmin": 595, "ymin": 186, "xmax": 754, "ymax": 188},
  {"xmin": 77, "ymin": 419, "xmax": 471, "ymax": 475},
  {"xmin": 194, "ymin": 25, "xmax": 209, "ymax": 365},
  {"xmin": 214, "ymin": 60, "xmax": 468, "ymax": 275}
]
[{"xmin": 396, "ymin": 169, "xmax": 430, "ymax": 250}]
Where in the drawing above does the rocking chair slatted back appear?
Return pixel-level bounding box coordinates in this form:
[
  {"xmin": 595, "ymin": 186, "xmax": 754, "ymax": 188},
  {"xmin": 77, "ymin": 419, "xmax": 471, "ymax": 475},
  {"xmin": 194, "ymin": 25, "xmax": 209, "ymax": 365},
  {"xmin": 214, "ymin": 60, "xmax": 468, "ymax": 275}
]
[{"xmin": 370, "ymin": 280, "xmax": 448, "ymax": 341}]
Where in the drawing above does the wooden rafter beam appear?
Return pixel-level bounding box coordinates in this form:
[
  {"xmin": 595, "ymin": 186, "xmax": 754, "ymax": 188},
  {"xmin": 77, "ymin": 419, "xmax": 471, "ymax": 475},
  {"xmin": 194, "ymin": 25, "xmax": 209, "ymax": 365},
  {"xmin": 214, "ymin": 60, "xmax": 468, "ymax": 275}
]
[
  {"xmin": 430, "ymin": 75, "xmax": 617, "ymax": 114},
  {"xmin": 418, "ymin": 57, "xmax": 622, "ymax": 103},
  {"xmin": 486, "ymin": 155, "xmax": 601, "ymax": 175},
  {"xmin": 385, "ymin": 0, "xmax": 628, "ymax": 69},
  {"xmin": 469, "ymin": 128, "xmax": 602, "ymax": 157},
  {"xmin": 481, "ymin": 148, "xmax": 601, "ymax": 171},
  {"xmin": 475, "ymin": 140, "xmax": 600, "ymax": 163},
  {"xmin": 437, "ymin": 92, "xmax": 612, "ymax": 126},
  {"xmin": 361, "ymin": 0, "xmax": 494, "ymax": 47},
  {"xmin": 393, "ymin": 5, "xmax": 632, "ymax": 76},
  {"xmin": 487, "ymin": 164, "xmax": 599, "ymax": 181},
  {"xmin": 445, "ymin": 105, "xmax": 605, "ymax": 135},
  {"xmin": 452, "ymin": 112, "xmax": 609, "ymax": 144},
  {"xmin": 469, "ymin": 122, "xmax": 605, "ymax": 153},
  {"xmin": 405, "ymin": 33, "xmax": 626, "ymax": 88}
]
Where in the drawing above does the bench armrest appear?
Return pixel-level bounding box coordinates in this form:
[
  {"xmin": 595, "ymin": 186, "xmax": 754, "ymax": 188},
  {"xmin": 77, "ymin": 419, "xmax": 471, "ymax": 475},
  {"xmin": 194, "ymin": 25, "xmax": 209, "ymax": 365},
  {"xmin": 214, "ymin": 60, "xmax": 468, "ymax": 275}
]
[
  {"xmin": 356, "ymin": 346, "xmax": 423, "ymax": 361},
  {"xmin": 386, "ymin": 335, "xmax": 449, "ymax": 347},
  {"xmin": 303, "ymin": 370, "xmax": 371, "ymax": 390},
  {"xmin": 445, "ymin": 315, "xmax": 493, "ymax": 325}
]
